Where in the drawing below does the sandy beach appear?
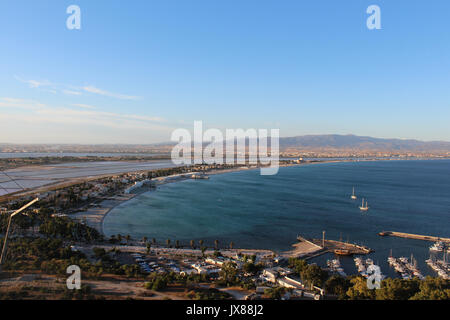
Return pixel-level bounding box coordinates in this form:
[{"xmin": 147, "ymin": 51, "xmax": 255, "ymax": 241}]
[{"xmin": 70, "ymin": 194, "xmax": 137, "ymax": 233}]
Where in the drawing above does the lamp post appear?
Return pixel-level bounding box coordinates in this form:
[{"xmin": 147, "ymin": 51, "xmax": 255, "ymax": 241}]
[
  {"xmin": 322, "ymin": 230, "xmax": 325, "ymax": 248},
  {"xmin": 0, "ymin": 198, "xmax": 39, "ymax": 267}
]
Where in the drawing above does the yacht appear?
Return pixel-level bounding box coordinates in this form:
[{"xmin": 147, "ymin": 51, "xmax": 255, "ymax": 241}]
[
  {"xmin": 359, "ymin": 198, "xmax": 369, "ymax": 211},
  {"xmin": 430, "ymin": 241, "xmax": 444, "ymax": 252},
  {"xmin": 351, "ymin": 187, "xmax": 357, "ymax": 200}
]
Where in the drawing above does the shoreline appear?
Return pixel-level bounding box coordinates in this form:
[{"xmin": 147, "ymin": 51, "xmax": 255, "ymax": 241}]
[
  {"xmin": 70, "ymin": 157, "xmax": 447, "ymax": 237},
  {"xmin": 73, "ymin": 163, "xmax": 302, "ymax": 235}
]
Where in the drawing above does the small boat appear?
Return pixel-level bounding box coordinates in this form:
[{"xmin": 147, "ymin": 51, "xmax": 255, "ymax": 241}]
[
  {"xmin": 334, "ymin": 249, "xmax": 352, "ymax": 256},
  {"xmin": 351, "ymin": 187, "xmax": 357, "ymax": 200},
  {"xmin": 430, "ymin": 241, "xmax": 444, "ymax": 252},
  {"xmin": 359, "ymin": 198, "xmax": 369, "ymax": 211}
]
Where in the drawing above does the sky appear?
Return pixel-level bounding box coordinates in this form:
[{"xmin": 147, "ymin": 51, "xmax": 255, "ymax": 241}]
[{"xmin": 0, "ymin": 0, "xmax": 449, "ymax": 144}]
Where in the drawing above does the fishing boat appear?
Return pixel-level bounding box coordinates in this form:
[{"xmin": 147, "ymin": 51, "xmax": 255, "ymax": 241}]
[
  {"xmin": 351, "ymin": 187, "xmax": 357, "ymax": 200},
  {"xmin": 359, "ymin": 198, "xmax": 369, "ymax": 211}
]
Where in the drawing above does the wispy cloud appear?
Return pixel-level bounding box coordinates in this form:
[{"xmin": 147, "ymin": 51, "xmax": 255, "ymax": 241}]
[
  {"xmin": 62, "ymin": 89, "xmax": 82, "ymax": 96},
  {"xmin": 0, "ymin": 97, "xmax": 165, "ymax": 129},
  {"xmin": 14, "ymin": 75, "xmax": 53, "ymax": 88},
  {"xmin": 0, "ymin": 97, "xmax": 46, "ymax": 110},
  {"xmin": 14, "ymin": 76, "xmax": 141, "ymax": 101},
  {"xmin": 82, "ymin": 86, "xmax": 140, "ymax": 100},
  {"xmin": 72, "ymin": 103, "xmax": 96, "ymax": 109}
]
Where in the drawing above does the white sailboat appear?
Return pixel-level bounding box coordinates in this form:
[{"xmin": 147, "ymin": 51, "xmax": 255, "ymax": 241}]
[
  {"xmin": 359, "ymin": 198, "xmax": 369, "ymax": 211},
  {"xmin": 351, "ymin": 187, "xmax": 357, "ymax": 200}
]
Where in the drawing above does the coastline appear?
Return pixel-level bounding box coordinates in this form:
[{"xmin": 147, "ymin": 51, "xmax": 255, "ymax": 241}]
[
  {"xmin": 72, "ymin": 163, "xmax": 300, "ymax": 235},
  {"xmin": 70, "ymin": 157, "xmax": 444, "ymax": 237},
  {"xmin": 70, "ymin": 193, "xmax": 138, "ymax": 234}
]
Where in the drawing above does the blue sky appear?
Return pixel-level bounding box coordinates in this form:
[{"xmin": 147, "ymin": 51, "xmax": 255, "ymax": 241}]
[{"xmin": 0, "ymin": 0, "xmax": 449, "ymax": 143}]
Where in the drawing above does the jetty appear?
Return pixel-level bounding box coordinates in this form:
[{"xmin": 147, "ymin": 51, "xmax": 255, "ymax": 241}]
[
  {"xmin": 379, "ymin": 231, "xmax": 450, "ymax": 243},
  {"xmin": 283, "ymin": 234, "xmax": 373, "ymax": 259},
  {"xmin": 310, "ymin": 238, "xmax": 373, "ymax": 255},
  {"xmin": 282, "ymin": 236, "xmax": 325, "ymax": 259}
]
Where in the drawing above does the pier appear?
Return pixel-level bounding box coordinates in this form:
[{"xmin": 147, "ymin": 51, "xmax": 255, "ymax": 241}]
[
  {"xmin": 379, "ymin": 231, "xmax": 450, "ymax": 243},
  {"xmin": 282, "ymin": 236, "xmax": 325, "ymax": 259},
  {"xmin": 282, "ymin": 234, "xmax": 373, "ymax": 259},
  {"xmin": 309, "ymin": 238, "xmax": 373, "ymax": 255}
]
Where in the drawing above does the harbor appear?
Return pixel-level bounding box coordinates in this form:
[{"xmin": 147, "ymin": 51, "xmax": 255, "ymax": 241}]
[
  {"xmin": 387, "ymin": 254, "xmax": 425, "ymax": 280},
  {"xmin": 425, "ymin": 256, "xmax": 450, "ymax": 280}
]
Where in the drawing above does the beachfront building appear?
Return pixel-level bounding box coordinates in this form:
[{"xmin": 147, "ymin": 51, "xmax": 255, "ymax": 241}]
[
  {"xmin": 205, "ymin": 257, "xmax": 227, "ymax": 267},
  {"xmin": 277, "ymin": 276, "xmax": 304, "ymax": 290},
  {"xmin": 262, "ymin": 266, "xmax": 292, "ymax": 283},
  {"xmin": 191, "ymin": 263, "xmax": 221, "ymax": 275}
]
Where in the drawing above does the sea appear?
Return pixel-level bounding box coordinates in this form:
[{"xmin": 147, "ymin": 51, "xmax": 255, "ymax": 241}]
[{"xmin": 103, "ymin": 160, "xmax": 450, "ymax": 278}]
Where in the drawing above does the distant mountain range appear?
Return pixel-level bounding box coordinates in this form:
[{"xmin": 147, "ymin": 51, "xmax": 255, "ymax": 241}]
[
  {"xmin": 279, "ymin": 135, "xmax": 450, "ymax": 151},
  {"xmin": 1, "ymin": 135, "xmax": 450, "ymax": 153}
]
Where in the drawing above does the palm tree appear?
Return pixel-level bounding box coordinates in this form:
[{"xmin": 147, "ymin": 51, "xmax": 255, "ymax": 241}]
[
  {"xmin": 201, "ymin": 246, "xmax": 206, "ymax": 257},
  {"xmin": 117, "ymin": 234, "xmax": 122, "ymax": 243},
  {"xmin": 166, "ymin": 239, "xmax": 171, "ymax": 248},
  {"xmin": 199, "ymin": 239, "xmax": 204, "ymax": 248},
  {"xmin": 142, "ymin": 236, "xmax": 148, "ymax": 244},
  {"xmin": 190, "ymin": 240, "xmax": 195, "ymax": 249},
  {"xmin": 125, "ymin": 234, "xmax": 131, "ymax": 245},
  {"xmin": 229, "ymin": 241, "xmax": 234, "ymax": 249},
  {"xmin": 214, "ymin": 239, "xmax": 219, "ymax": 250},
  {"xmin": 152, "ymin": 238, "xmax": 156, "ymax": 245},
  {"xmin": 175, "ymin": 240, "xmax": 180, "ymax": 248},
  {"xmin": 146, "ymin": 242, "xmax": 151, "ymax": 254}
]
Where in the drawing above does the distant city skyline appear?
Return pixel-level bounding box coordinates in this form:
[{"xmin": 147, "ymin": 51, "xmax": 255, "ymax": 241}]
[{"xmin": 1, "ymin": 1, "xmax": 450, "ymax": 144}]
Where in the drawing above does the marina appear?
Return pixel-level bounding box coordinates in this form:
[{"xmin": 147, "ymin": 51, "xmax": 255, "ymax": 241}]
[
  {"xmin": 388, "ymin": 253, "xmax": 424, "ymax": 280},
  {"xmin": 354, "ymin": 257, "xmax": 385, "ymax": 279},
  {"xmin": 426, "ymin": 255, "xmax": 450, "ymax": 280},
  {"xmin": 326, "ymin": 258, "xmax": 347, "ymax": 277}
]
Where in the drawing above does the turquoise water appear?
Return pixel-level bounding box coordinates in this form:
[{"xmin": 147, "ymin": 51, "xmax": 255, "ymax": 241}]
[{"xmin": 103, "ymin": 160, "xmax": 450, "ymax": 277}]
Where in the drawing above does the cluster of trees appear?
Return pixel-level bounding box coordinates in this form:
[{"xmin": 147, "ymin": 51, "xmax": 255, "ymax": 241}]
[
  {"xmin": 241, "ymin": 255, "xmax": 264, "ymax": 275},
  {"xmin": 186, "ymin": 287, "xmax": 232, "ymax": 300},
  {"xmin": 289, "ymin": 258, "xmax": 449, "ymax": 300},
  {"xmin": 1, "ymin": 203, "xmax": 102, "ymax": 243},
  {"xmin": 0, "ymin": 237, "xmax": 142, "ymax": 280},
  {"xmin": 288, "ymin": 258, "xmax": 329, "ymax": 288},
  {"xmin": 39, "ymin": 216, "xmax": 102, "ymax": 242},
  {"xmin": 345, "ymin": 276, "xmax": 450, "ymax": 300},
  {"xmin": 264, "ymin": 286, "xmax": 290, "ymax": 300},
  {"xmin": 1, "ymin": 237, "xmax": 88, "ymax": 274}
]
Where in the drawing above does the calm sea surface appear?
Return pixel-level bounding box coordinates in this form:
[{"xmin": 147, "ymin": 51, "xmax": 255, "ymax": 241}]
[{"xmin": 103, "ymin": 160, "xmax": 450, "ymax": 277}]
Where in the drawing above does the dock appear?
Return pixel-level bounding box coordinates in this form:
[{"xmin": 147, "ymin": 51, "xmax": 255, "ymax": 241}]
[
  {"xmin": 282, "ymin": 234, "xmax": 372, "ymax": 259},
  {"xmin": 281, "ymin": 236, "xmax": 325, "ymax": 259},
  {"xmin": 309, "ymin": 238, "xmax": 373, "ymax": 255},
  {"xmin": 379, "ymin": 231, "xmax": 450, "ymax": 243}
]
